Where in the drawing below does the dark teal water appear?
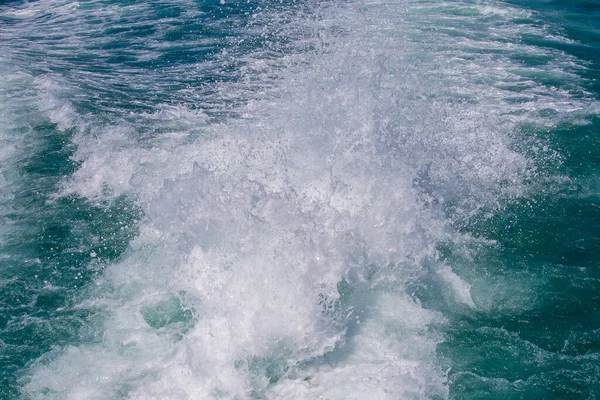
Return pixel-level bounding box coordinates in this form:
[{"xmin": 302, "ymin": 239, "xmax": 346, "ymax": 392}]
[
  {"xmin": 432, "ymin": 1, "xmax": 600, "ymax": 398},
  {"xmin": 0, "ymin": 0, "xmax": 599, "ymax": 399}
]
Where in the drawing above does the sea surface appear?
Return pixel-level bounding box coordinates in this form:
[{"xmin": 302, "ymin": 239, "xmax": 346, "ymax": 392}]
[{"xmin": 0, "ymin": 0, "xmax": 599, "ymax": 398}]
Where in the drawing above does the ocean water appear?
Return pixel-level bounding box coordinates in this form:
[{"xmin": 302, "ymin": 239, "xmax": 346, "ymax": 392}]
[{"xmin": 0, "ymin": 0, "xmax": 599, "ymax": 398}]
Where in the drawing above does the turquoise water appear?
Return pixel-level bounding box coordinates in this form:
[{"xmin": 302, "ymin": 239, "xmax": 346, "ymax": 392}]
[{"xmin": 0, "ymin": 0, "xmax": 599, "ymax": 398}]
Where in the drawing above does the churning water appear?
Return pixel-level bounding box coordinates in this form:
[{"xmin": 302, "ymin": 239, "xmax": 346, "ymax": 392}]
[{"xmin": 0, "ymin": 0, "xmax": 599, "ymax": 398}]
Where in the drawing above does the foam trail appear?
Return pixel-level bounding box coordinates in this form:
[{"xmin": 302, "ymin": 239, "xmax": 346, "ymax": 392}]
[{"xmin": 17, "ymin": 0, "xmax": 595, "ymax": 398}]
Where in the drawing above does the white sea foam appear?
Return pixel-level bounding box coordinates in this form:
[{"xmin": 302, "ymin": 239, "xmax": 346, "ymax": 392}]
[
  {"xmin": 437, "ymin": 266, "xmax": 476, "ymax": 308},
  {"xmin": 15, "ymin": 0, "xmax": 597, "ymax": 398}
]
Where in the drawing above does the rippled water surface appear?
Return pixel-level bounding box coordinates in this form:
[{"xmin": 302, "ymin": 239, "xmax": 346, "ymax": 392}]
[{"xmin": 0, "ymin": 0, "xmax": 599, "ymax": 398}]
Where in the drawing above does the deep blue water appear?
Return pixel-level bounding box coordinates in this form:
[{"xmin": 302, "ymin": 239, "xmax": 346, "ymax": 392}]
[{"xmin": 0, "ymin": 0, "xmax": 599, "ymax": 398}]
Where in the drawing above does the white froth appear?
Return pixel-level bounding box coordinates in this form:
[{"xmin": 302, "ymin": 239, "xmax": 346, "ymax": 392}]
[
  {"xmin": 437, "ymin": 266, "xmax": 476, "ymax": 308},
  {"xmin": 266, "ymin": 293, "xmax": 447, "ymax": 399}
]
